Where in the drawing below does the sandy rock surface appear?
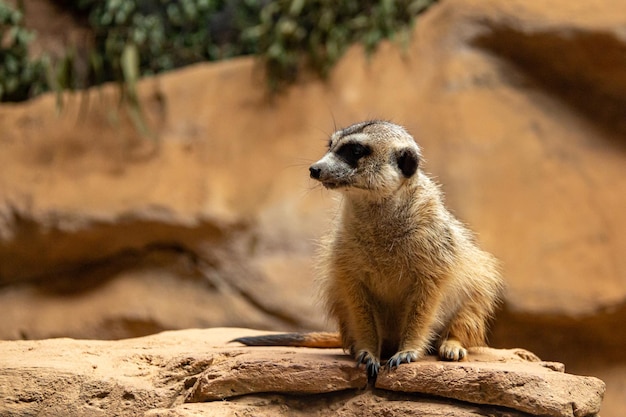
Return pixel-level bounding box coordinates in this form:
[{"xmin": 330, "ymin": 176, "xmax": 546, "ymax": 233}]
[{"xmin": 0, "ymin": 328, "xmax": 605, "ymax": 417}]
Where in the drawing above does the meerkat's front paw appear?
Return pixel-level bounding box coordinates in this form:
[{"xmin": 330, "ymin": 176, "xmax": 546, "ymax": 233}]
[
  {"xmin": 439, "ymin": 339, "xmax": 467, "ymax": 361},
  {"xmin": 356, "ymin": 350, "xmax": 380, "ymax": 381},
  {"xmin": 387, "ymin": 350, "xmax": 421, "ymax": 369}
]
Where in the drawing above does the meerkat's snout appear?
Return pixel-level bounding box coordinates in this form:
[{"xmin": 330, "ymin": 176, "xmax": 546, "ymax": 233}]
[
  {"xmin": 308, "ymin": 161, "xmax": 342, "ymax": 189},
  {"xmin": 309, "ymin": 165, "xmax": 322, "ymax": 179},
  {"xmin": 308, "ymin": 151, "xmax": 355, "ymax": 189}
]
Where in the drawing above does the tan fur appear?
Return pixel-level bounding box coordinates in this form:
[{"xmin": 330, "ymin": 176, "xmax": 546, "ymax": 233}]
[{"xmin": 235, "ymin": 120, "xmax": 503, "ymax": 379}]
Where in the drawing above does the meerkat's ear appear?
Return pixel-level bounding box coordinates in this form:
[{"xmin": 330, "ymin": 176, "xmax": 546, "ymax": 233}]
[{"xmin": 395, "ymin": 148, "xmax": 419, "ymax": 178}]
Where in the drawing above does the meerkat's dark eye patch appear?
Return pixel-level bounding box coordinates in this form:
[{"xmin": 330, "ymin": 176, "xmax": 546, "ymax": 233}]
[
  {"xmin": 395, "ymin": 148, "xmax": 419, "ymax": 178},
  {"xmin": 335, "ymin": 142, "xmax": 372, "ymax": 168}
]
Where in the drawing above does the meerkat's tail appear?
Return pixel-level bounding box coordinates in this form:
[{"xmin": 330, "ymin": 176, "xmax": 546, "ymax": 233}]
[{"xmin": 231, "ymin": 332, "xmax": 341, "ymax": 348}]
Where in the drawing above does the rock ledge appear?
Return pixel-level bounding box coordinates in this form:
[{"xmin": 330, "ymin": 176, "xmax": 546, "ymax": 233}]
[{"xmin": 0, "ymin": 328, "xmax": 604, "ymax": 417}]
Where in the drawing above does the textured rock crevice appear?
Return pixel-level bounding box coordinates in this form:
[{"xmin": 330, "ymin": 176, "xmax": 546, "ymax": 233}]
[
  {"xmin": 0, "ymin": 194, "xmax": 320, "ymax": 338},
  {"xmin": 0, "ymin": 207, "xmax": 234, "ymax": 285},
  {"xmin": 475, "ymin": 27, "xmax": 626, "ymax": 141}
]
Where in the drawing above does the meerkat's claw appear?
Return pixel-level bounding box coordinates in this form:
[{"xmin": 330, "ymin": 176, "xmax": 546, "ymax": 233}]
[
  {"xmin": 387, "ymin": 350, "xmax": 420, "ymax": 369},
  {"xmin": 356, "ymin": 350, "xmax": 380, "ymax": 381}
]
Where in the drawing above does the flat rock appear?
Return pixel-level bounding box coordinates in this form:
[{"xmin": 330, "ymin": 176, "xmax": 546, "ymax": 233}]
[
  {"xmin": 0, "ymin": 328, "xmax": 605, "ymax": 417},
  {"xmin": 376, "ymin": 352, "xmax": 602, "ymax": 417}
]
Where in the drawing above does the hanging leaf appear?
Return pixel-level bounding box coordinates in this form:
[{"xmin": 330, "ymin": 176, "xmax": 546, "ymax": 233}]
[{"xmin": 121, "ymin": 42, "xmax": 140, "ymax": 95}]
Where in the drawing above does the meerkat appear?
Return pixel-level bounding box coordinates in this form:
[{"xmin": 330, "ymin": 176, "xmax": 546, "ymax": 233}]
[{"xmin": 234, "ymin": 120, "xmax": 503, "ymax": 381}]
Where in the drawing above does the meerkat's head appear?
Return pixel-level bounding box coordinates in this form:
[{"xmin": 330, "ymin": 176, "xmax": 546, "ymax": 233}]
[{"xmin": 309, "ymin": 120, "xmax": 421, "ymax": 198}]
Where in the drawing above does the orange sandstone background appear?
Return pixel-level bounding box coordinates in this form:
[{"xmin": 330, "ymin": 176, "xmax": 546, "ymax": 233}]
[{"xmin": 0, "ymin": 0, "xmax": 624, "ymax": 415}]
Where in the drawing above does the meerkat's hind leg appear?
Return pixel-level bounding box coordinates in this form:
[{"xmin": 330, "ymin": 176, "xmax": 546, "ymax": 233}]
[
  {"xmin": 439, "ymin": 295, "xmax": 493, "ymax": 361},
  {"xmin": 438, "ymin": 336, "xmax": 467, "ymax": 361}
]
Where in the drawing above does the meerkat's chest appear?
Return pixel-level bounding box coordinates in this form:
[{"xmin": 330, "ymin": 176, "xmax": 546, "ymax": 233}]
[{"xmin": 335, "ymin": 232, "xmax": 420, "ymax": 300}]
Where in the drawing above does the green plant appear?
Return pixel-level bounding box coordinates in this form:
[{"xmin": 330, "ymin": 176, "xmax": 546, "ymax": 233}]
[
  {"xmin": 0, "ymin": 1, "xmax": 47, "ymax": 101},
  {"xmin": 1, "ymin": 0, "xmax": 436, "ymax": 102},
  {"xmin": 71, "ymin": 0, "xmax": 262, "ymax": 133},
  {"xmin": 71, "ymin": 0, "xmax": 261, "ymax": 84},
  {"xmin": 245, "ymin": 0, "xmax": 436, "ymax": 90},
  {"xmin": 55, "ymin": 0, "xmax": 436, "ymax": 92}
]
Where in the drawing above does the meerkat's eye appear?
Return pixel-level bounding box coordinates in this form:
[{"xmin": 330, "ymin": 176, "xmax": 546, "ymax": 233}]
[{"xmin": 335, "ymin": 142, "xmax": 372, "ymax": 168}]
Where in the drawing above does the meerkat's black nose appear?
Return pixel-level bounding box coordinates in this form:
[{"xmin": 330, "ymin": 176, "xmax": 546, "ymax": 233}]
[{"xmin": 309, "ymin": 166, "xmax": 322, "ymax": 179}]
